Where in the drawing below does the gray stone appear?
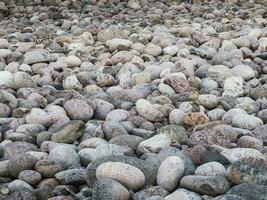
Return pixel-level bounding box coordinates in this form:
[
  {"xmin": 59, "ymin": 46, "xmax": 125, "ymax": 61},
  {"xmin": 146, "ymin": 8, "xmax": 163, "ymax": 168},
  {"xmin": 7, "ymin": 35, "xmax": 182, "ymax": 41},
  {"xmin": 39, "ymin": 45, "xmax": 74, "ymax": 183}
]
[
  {"xmin": 51, "ymin": 120, "xmax": 85, "ymax": 143},
  {"xmin": 180, "ymin": 175, "xmax": 231, "ymax": 196},
  {"xmin": 48, "ymin": 145, "xmax": 80, "ymax": 169},
  {"xmin": 92, "ymin": 178, "xmax": 130, "ymax": 200},
  {"xmin": 23, "ymin": 50, "xmax": 49, "ymax": 64},
  {"xmin": 55, "ymin": 168, "xmax": 86, "ymax": 184},
  {"xmin": 132, "ymin": 186, "xmax": 169, "ymax": 200},
  {"xmin": 96, "ymin": 162, "xmax": 146, "ymax": 191}
]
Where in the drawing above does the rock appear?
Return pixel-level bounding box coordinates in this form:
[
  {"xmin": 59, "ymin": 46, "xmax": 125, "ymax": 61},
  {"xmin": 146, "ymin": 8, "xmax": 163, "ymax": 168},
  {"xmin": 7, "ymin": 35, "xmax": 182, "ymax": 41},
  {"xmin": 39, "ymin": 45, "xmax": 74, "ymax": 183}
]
[
  {"xmin": 86, "ymin": 155, "xmax": 157, "ymax": 186},
  {"xmin": 12, "ymin": 72, "xmax": 36, "ymax": 89},
  {"xmin": 157, "ymin": 156, "xmax": 185, "ymax": 192},
  {"xmin": 132, "ymin": 186, "xmax": 169, "ymax": 200},
  {"xmin": 228, "ymin": 65, "xmax": 255, "ymax": 81},
  {"xmin": 198, "ymin": 94, "xmax": 219, "ymax": 109},
  {"xmin": 48, "ymin": 145, "xmax": 80, "ymax": 169},
  {"xmin": 164, "ymin": 188, "xmax": 201, "ymax": 200},
  {"xmin": 8, "ymin": 180, "xmax": 33, "ymax": 192},
  {"xmin": 184, "ymin": 112, "xmax": 209, "ymax": 126},
  {"xmin": 169, "ymin": 109, "xmax": 186, "ymax": 126},
  {"xmin": 208, "ymin": 65, "xmax": 229, "ymax": 84},
  {"xmin": 0, "ymin": 102, "xmax": 11, "ymax": 117},
  {"xmin": 164, "ymin": 75, "xmax": 190, "ymax": 93},
  {"xmin": 144, "ymin": 43, "xmax": 162, "ymax": 56},
  {"xmin": 64, "ymin": 99, "xmax": 94, "ymax": 122},
  {"xmin": 223, "ymin": 76, "xmax": 244, "ymax": 97},
  {"xmin": 0, "ymin": 71, "xmax": 13, "ymax": 87},
  {"xmin": 188, "ymin": 124, "xmax": 237, "ymax": 148},
  {"xmin": 102, "ymin": 121, "xmax": 128, "ymax": 140},
  {"xmin": 251, "ymin": 85, "xmax": 267, "ymax": 100},
  {"xmin": 163, "ymin": 46, "xmax": 178, "ymax": 56},
  {"xmin": 18, "ymin": 170, "xmax": 42, "ymax": 186},
  {"xmin": 96, "ymin": 162, "xmax": 146, "ymax": 191},
  {"xmin": 145, "ymin": 147, "xmax": 195, "ymax": 177},
  {"xmin": 0, "ymin": 160, "xmax": 9, "ymax": 177},
  {"xmin": 137, "ymin": 134, "xmax": 172, "ymax": 155},
  {"xmin": 55, "ymin": 168, "xmax": 85, "ymax": 184},
  {"xmin": 180, "ymin": 175, "xmax": 231, "ymax": 196},
  {"xmin": 106, "ymin": 38, "xmax": 132, "ymax": 51},
  {"xmin": 78, "ymin": 138, "xmax": 108, "ymax": 150},
  {"xmin": 23, "ymin": 50, "xmax": 49, "ymax": 64},
  {"xmin": 110, "ymin": 51, "xmax": 133, "ymax": 64},
  {"xmin": 222, "ymin": 109, "xmax": 247, "ymax": 124},
  {"xmin": 64, "ymin": 55, "xmax": 81, "ymax": 68},
  {"xmin": 5, "ymin": 190, "xmax": 37, "ymax": 200},
  {"xmin": 200, "ymin": 78, "xmax": 219, "ymax": 92},
  {"xmin": 51, "ymin": 120, "xmax": 85, "ymax": 143},
  {"xmin": 92, "ymin": 144, "xmax": 124, "ymax": 161},
  {"xmin": 110, "ymin": 135, "xmax": 144, "ymax": 150},
  {"xmin": 158, "ymin": 125, "xmax": 188, "ymax": 145},
  {"xmin": 92, "ymin": 178, "xmax": 130, "ymax": 200},
  {"xmin": 226, "ymin": 157, "xmax": 267, "ymax": 185},
  {"xmin": 106, "ymin": 109, "xmax": 130, "ymax": 122},
  {"xmin": 8, "ymin": 154, "xmax": 38, "ymax": 177},
  {"xmin": 220, "ymin": 147, "xmax": 265, "ymax": 163},
  {"xmin": 0, "ymin": 49, "xmax": 11, "ymax": 58},
  {"xmin": 136, "ymin": 99, "xmax": 164, "ymax": 122},
  {"xmin": 63, "ymin": 75, "xmax": 83, "ymax": 91},
  {"xmin": 3, "ymin": 142, "xmax": 37, "ymax": 160},
  {"xmin": 96, "ymin": 74, "xmax": 116, "ymax": 87},
  {"xmin": 207, "ymin": 108, "xmax": 226, "ymax": 121},
  {"xmin": 249, "ymin": 124, "xmax": 267, "ymax": 144},
  {"xmin": 94, "ymin": 99, "xmax": 115, "ymax": 120},
  {"xmin": 25, "ymin": 106, "xmax": 67, "ymax": 127},
  {"xmin": 237, "ymin": 136, "xmax": 263, "ymax": 148},
  {"xmin": 195, "ymin": 162, "xmax": 226, "ymax": 176},
  {"xmin": 212, "ymin": 195, "xmax": 245, "ymax": 200},
  {"xmin": 258, "ymin": 37, "xmax": 267, "ymax": 52},
  {"xmin": 35, "ymin": 160, "xmax": 64, "ymax": 178},
  {"xmin": 227, "ymin": 183, "xmax": 267, "ymax": 200},
  {"xmin": 97, "ymin": 26, "xmax": 126, "ymax": 42},
  {"xmin": 127, "ymin": 0, "xmax": 141, "ymax": 10},
  {"xmin": 231, "ymin": 114, "xmax": 263, "ymax": 130}
]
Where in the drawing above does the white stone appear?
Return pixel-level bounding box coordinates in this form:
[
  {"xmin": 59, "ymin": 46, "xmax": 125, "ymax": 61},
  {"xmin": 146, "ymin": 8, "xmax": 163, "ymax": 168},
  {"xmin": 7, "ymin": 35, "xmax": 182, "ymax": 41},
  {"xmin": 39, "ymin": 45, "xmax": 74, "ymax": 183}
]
[
  {"xmin": 157, "ymin": 156, "xmax": 185, "ymax": 191},
  {"xmin": 96, "ymin": 162, "xmax": 145, "ymax": 191},
  {"xmin": 137, "ymin": 134, "xmax": 171, "ymax": 154}
]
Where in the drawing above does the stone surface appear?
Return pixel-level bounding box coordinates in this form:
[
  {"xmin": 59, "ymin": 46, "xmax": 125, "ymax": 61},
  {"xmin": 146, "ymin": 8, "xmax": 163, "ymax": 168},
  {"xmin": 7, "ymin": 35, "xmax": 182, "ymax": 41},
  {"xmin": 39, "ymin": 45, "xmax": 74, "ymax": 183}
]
[
  {"xmin": 96, "ymin": 162, "xmax": 146, "ymax": 191},
  {"xmin": 157, "ymin": 156, "xmax": 185, "ymax": 192}
]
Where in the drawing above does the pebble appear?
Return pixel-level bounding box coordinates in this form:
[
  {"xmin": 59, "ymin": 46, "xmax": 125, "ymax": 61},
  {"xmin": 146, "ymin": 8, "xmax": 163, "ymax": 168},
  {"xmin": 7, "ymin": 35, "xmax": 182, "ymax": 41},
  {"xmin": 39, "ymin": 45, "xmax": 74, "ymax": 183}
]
[
  {"xmin": 169, "ymin": 109, "xmax": 186, "ymax": 125},
  {"xmin": 195, "ymin": 162, "xmax": 226, "ymax": 177},
  {"xmin": 51, "ymin": 120, "xmax": 85, "ymax": 143},
  {"xmin": 92, "ymin": 178, "xmax": 130, "ymax": 200},
  {"xmin": 18, "ymin": 170, "xmax": 42, "ymax": 186},
  {"xmin": 164, "ymin": 189, "xmax": 201, "ymax": 200},
  {"xmin": 48, "ymin": 145, "xmax": 80, "ymax": 169},
  {"xmin": 96, "ymin": 162, "xmax": 146, "ymax": 191},
  {"xmin": 180, "ymin": 175, "xmax": 231, "ymax": 196},
  {"xmin": 0, "ymin": 0, "xmax": 266, "ymax": 199},
  {"xmin": 231, "ymin": 114, "xmax": 263, "ymax": 130},
  {"xmin": 55, "ymin": 168, "xmax": 85, "ymax": 184},
  {"xmin": 0, "ymin": 71, "xmax": 13, "ymax": 87},
  {"xmin": 219, "ymin": 147, "xmax": 265, "ymax": 163},
  {"xmin": 137, "ymin": 134, "xmax": 171, "ymax": 155},
  {"xmin": 226, "ymin": 157, "xmax": 267, "ymax": 185},
  {"xmin": 157, "ymin": 156, "xmax": 185, "ymax": 192},
  {"xmin": 132, "ymin": 186, "xmax": 169, "ymax": 200},
  {"xmin": 23, "ymin": 50, "xmax": 49, "ymax": 64}
]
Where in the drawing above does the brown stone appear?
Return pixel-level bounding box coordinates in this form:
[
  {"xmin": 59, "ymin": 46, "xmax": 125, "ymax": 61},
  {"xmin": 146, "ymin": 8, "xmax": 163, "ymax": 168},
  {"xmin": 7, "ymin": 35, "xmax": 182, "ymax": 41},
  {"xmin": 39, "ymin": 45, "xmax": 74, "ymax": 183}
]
[
  {"xmin": 184, "ymin": 112, "xmax": 209, "ymax": 126},
  {"xmin": 164, "ymin": 76, "xmax": 190, "ymax": 93}
]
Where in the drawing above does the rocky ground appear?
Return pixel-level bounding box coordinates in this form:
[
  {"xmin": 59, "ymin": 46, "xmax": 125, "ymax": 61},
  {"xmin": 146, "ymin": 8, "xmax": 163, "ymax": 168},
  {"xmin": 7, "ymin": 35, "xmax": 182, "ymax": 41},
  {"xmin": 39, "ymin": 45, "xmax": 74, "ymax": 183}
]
[{"xmin": 0, "ymin": 0, "xmax": 267, "ymax": 199}]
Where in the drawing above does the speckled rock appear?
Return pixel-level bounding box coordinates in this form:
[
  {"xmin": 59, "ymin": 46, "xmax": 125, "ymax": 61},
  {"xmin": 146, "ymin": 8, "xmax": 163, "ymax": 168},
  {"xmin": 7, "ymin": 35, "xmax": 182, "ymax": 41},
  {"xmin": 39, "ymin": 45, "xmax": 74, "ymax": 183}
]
[{"xmin": 96, "ymin": 162, "xmax": 146, "ymax": 191}]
